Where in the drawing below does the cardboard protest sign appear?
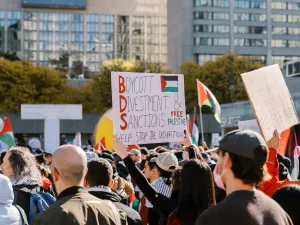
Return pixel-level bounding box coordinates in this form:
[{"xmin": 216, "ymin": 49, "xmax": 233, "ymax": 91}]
[
  {"xmin": 111, "ymin": 72, "xmax": 186, "ymax": 145},
  {"xmin": 238, "ymin": 120, "xmax": 261, "ymax": 135},
  {"xmin": 211, "ymin": 133, "xmax": 220, "ymax": 146},
  {"xmin": 241, "ymin": 65, "xmax": 299, "ymax": 141}
]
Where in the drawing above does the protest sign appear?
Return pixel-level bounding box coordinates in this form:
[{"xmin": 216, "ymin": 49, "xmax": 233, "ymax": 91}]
[
  {"xmin": 111, "ymin": 72, "xmax": 186, "ymax": 145},
  {"xmin": 211, "ymin": 133, "xmax": 220, "ymax": 146},
  {"xmin": 238, "ymin": 120, "xmax": 261, "ymax": 135},
  {"xmin": 241, "ymin": 65, "xmax": 299, "ymax": 141}
]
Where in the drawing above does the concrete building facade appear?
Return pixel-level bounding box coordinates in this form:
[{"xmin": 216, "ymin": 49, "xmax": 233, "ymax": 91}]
[
  {"xmin": 168, "ymin": 0, "xmax": 300, "ymax": 72},
  {"xmin": 0, "ymin": 0, "xmax": 167, "ymax": 74}
]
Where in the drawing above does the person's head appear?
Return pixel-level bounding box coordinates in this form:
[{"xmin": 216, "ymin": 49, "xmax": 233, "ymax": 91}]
[
  {"xmin": 35, "ymin": 154, "xmax": 44, "ymax": 166},
  {"xmin": 1, "ymin": 147, "xmax": 41, "ymax": 183},
  {"xmin": 44, "ymin": 152, "xmax": 52, "ymax": 165},
  {"xmin": 155, "ymin": 146, "xmax": 169, "ymax": 154},
  {"xmin": 112, "ymin": 152, "xmax": 122, "ymax": 165},
  {"xmin": 272, "ymin": 185, "xmax": 300, "ymax": 225},
  {"xmin": 183, "ymin": 145, "xmax": 203, "ymax": 161},
  {"xmin": 33, "ymin": 149, "xmax": 43, "ymax": 156},
  {"xmin": 97, "ymin": 152, "xmax": 114, "ymax": 162},
  {"xmin": 86, "ymin": 139, "xmax": 92, "ymax": 146},
  {"xmin": 51, "ymin": 145, "xmax": 87, "ymax": 196},
  {"xmin": 144, "ymin": 152, "xmax": 178, "ymax": 183},
  {"xmin": 85, "ymin": 158, "xmax": 114, "ymax": 188},
  {"xmin": 174, "ymin": 159, "xmax": 216, "ymax": 225},
  {"xmin": 140, "ymin": 147, "xmax": 149, "ymax": 160},
  {"xmin": 0, "ymin": 174, "xmax": 14, "ymax": 205},
  {"xmin": 214, "ymin": 130, "xmax": 268, "ymax": 193},
  {"xmin": 0, "ymin": 151, "xmax": 7, "ymax": 166},
  {"xmin": 129, "ymin": 149, "xmax": 141, "ymax": 163}
]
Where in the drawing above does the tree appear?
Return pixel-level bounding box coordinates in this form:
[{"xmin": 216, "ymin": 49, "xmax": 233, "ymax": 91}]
[
  {"xmin": 0, "ymin": 59, "xmax": 72, "ymax": 112},
  {"xmin": 181, "ymin": 53, "xmax": 264, "ymax": 112}
]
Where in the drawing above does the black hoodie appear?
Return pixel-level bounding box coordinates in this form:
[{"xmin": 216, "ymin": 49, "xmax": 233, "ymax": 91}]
[{"xmin": 89, "ymin": 187, "xmax": 142, "ymax": 225}]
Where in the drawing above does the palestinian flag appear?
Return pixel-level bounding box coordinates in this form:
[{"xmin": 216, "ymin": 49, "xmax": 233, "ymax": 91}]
[
  {"xmin": 191, "ymin": 114, "xmax": 199, "ymax": 145},
  {"xmin": 161, "ymin": 76, "xmax": 178, "ymax": 92},
  {"xmin": 0, "ymin": 117, "xmax": 16, "ymax": 151},
  {"xmin": 197, "ymin": 79, "xmax": 221, "ymax": 123}
]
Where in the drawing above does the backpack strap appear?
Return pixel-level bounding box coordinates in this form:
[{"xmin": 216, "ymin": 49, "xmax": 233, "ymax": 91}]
[{"xmin": 15, "ymin": 205, "xmax": 29, "ymax": 225}]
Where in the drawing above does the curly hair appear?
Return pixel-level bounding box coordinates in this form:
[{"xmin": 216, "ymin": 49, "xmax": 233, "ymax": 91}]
[{"xmin": 8, "ymin": 147, "xmax": 42, "ymax": 182}]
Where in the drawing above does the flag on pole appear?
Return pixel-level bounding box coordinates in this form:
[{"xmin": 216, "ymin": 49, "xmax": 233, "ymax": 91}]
[
  {"xmin": 0, "ymin": 117, "xmax": 16, "ymax": 151},
  {"xmin": 73, "ymin": 132, "xmax": 82, "ymax": 147},
  {"xmin": 187, "ymin": 114, "xmax": 191, "ymax": 133},
  {"xmin": 197, "ymin": 79, "xmax": 221, "ymax": 123},
  {"xmin": 94, "ymin": 139, "xmax": 106, "ymax": 152},
  {"xmin": 191, "ymin": 112, "xmax": 199, "ymax": 145}
]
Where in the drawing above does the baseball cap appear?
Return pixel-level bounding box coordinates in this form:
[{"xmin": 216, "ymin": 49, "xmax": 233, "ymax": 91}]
[
  {"xmin": 129, "ymin": 149, "xmax": 141, "ymax": 155},
  {"xmin": 208, "ymin": 130, "xmax": 267, "ymax": 161},
  {"xmin": 150, "ymin": 152, "xmax": 178, "ymax": 172},
  {"xmin": 86, "ymin": 152, "xmax": 99, "ymax": 162}
]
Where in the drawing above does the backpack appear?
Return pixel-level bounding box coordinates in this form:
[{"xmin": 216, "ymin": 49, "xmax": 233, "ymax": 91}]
[
  {"xmin": 15, "ymin": 205, "xmax": 29, "ymax": 225},
  {"xmin": 28, "ymin": 192, "xmax": 56, "ymax": 223}
]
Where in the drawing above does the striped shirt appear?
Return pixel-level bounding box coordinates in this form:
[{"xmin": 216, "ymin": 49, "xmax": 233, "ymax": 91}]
[{"xmin": 146, "ymin": 177, "xmax": 171, "ymax": 208}]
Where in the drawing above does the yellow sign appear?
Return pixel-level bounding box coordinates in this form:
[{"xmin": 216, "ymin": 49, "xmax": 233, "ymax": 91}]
[{"xmin": 93, "ymin": 109, "xmax": 113, "ymax": 150}]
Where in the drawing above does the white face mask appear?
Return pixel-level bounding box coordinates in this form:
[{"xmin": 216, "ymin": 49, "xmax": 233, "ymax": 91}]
[{"xmin": 182, "ymin": 151, "xmax": 189, "ymax": 160}]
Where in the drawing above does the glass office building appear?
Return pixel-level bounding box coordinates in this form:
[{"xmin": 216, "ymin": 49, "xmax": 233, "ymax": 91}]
[
  {"xmin": 168, "ymin": 0, "xmax": 300, "ymax": 71},
  {"xmin": 0, "ymin": 0, "xmax": 167, "ymax": 74}
]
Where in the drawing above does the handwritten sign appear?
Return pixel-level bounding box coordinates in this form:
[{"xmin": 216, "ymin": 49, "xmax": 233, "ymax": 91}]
[
  {"xmin": 241, "ymin": 64, "xmax": 299, "ymax": 141},
  {"xmin": 111, "ymin": 72, "xmax": 186, "ymax": 145},
  {"xmin": 238, "ymin": 120, "xmax": 261, "ymax": 135}
]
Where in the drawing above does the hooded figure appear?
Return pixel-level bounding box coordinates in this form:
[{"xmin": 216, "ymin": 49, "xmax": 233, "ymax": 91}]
[{"xmin": 0, "ymin": 174, "xmax": 22, "ymax": 225}]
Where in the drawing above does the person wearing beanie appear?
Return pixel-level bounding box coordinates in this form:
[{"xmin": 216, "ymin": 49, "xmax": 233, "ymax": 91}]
[{"xmin": 0, "ymin": 174, "xmax": 23, "ymax": 225}]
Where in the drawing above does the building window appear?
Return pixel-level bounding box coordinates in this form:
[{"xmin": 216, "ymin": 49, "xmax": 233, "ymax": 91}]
[
  {"xmin": 234, "ymin": 13, "xmax": 267, "ymax": 22},
  {"xmin": 194, "ymin": 37, "xmax": 229, "ymax": 46},
  {"xmin": 287, "ymin": 2, "xmax": 300, "ymax": 10},
  {"xmin": 196, "ymin": 54, "xmax": 221, "ymax": 65},
  {"xmin": 272, "ymin": 27, "xmax": 287, "ymax": 35},
  {"xmin": 271, "ymin": 40, "xmax": 288, "ymax": 47},
  {"xmin": 194, "ymin": 25, "xmax": 229, "ymax": 33},
  {"xmin": 272, "ymin": 15, "xmax": 287, "ymax": 23},
  {"xmin": 234, "ymin": 39, "xmax": 267, "ymax": 47},
  {"xmin": 272, "ymin": 56, "xmax": 299, "ymax": 68},
  {"xmin": 243, "ymin": 55, "xmax": 266, "ymax": 64},
  {"xmin": 194, "ymin": 12, "xmax": 229, "ymax": 20},
  {"xmin": 194, "ymin": 0, "xmax": 229, "ymax": 7},
  {"xmin": 86, "ymin": 14, "xmax": 100, "ymax": 71},
  {"xmin": 234, "ymin": 26, "xmax": 267, "ymax": 34},
  {"xmin": 0, "ymin": 11, "xmax": 4, "ymax": 52},
  {"xmin": 7, "ymin": 11, "xmax": 21, "ymax": 55},
  {"xmin": 132, "ymin": 16, "xmax": 144, "ymax": 62},
  {"xmin": 271, "ymin": 2, "xmax": 286, "ymax": 10},
  {"xmin": 102, "ymin": 14, "xmax": 114, "ymax": 61},
  {"xmin": 234, "ymin": 0, "xmax": 266, "ymax": 9}
]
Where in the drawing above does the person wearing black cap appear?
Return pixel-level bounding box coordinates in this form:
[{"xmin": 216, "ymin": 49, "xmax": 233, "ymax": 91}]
[{"xmin": 196, "ymin": 130, "xmax": 293, "ymax": 225}]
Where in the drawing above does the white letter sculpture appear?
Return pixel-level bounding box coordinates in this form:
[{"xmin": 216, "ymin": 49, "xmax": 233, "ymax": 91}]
[{"xmin": 21, "ymin": 104, "xmax": 82, "ymax": 153}]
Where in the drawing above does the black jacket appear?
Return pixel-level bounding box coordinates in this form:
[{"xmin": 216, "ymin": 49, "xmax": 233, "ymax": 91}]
[
  {"xmin": 31, "ymin": 186, "xmax": 125, "ymax": 225},
  {"xmin": 89, "ymin": 187, "xmax": 142, "ymax": 225},
  {"xmin": 123, "ymin": 156, "xmax": 178, "ymax": 225}
]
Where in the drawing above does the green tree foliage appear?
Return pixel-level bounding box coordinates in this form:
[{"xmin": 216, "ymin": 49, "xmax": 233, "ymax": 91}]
[
  {"xmin": 0, "ymin": 59, "xmax": 70, "ymax": 112},
  {"xmin": 181, "ymin": 53, "xmax": 264, "ymax": 112}
]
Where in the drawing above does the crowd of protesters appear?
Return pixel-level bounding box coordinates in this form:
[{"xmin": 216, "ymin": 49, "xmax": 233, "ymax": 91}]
[{"xmin": 0, "ymin": 129, "xmax": 299, "ymax": 225}]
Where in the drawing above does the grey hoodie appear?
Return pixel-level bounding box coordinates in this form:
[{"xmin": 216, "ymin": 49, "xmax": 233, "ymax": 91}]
[{"xmin": 0, "ymin": 174, "xmax": 22, "ymax": 225}]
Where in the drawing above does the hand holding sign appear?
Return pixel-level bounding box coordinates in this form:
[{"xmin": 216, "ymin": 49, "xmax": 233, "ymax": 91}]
[
  {"xmin": 113, "ymin": 136, "xmax": 128, "ymax": 159},
  {"xmin": 267, "ymin": 130, "xmax": 281, "ymax": 150}
]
